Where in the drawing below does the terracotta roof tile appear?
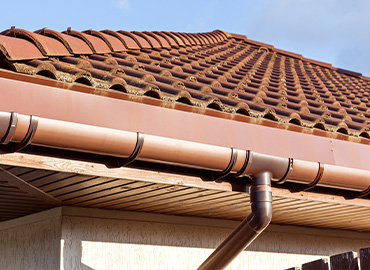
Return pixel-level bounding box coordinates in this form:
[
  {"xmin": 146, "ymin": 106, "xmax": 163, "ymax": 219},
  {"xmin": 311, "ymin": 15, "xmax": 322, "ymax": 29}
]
[
  {"xmin": 0, "ymin": 35, "xmax": 45, "ymax": 60},
  {"xmin": 143, "ymin": 32, "xmax": 171, "ymax": 48},
  {"xmin": 135, "ymin": 32, "xmax": 161, "ymax": 48},
  {"xmin": 82, "ymin": 30, "xmax": 126, "ymax": 52},
  {"xmin": 129, "ymin": 32, "xmax": 152, "ymax": 49},
  {"xmin": 1, "ymin": 28, "xmax": 370, "ymax": 143},
  {"xmin": 163, "ymin": 32, "xmax": 185, "ymax": 46},
  {"xmin": 63, "ymin": 28, "xmax": 111, "ymax": 54},
  {"xmin": 1, "ymin": 27, "xmax": 70, "ymax": 57},
  {"xmin": 35, "ymin": 28, "xmax": 93, "ymax": 55},
  {"xmin": 153, "ymin": 31, "xmax": 178, "ymax": 47},
  {"xmin": 111, "ymin": 30, "xmax": 141, "ymax": 49}
]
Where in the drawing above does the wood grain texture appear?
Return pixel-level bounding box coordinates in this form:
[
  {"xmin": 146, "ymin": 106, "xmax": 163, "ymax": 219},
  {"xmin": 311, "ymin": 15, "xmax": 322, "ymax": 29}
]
[{"xmin": 2, "ymin": 153, "xmax": 370, "ymax": 232}]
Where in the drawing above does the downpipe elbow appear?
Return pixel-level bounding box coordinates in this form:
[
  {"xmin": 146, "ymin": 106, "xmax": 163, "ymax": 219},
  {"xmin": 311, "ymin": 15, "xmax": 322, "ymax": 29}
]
[
  {"xmin": 247, "ymin": 201, "xmax": 272, "ymax": 232},
  {"xmin": 248, "ymin": 171, "xmax": 272, "ymax": 232}
]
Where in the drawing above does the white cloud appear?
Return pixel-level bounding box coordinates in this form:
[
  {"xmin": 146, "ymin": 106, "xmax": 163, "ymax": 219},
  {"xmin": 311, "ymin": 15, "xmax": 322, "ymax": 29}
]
[
  {"xmin": 243, "ymin": 0, "xmax": 370, "ymax": 76},
  {"xmin": 116, "ymin": 0, "xmax": 130, "ymax": 11}
]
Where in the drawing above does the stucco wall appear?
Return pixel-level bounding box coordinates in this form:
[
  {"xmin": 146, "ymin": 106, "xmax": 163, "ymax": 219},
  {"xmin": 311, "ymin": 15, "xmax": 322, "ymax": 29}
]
[
  {"xmin": 0, "ymin": 212, "xmax": 61, "ymax": 270},
  {"xmin": 1, "ymin": 207, "xmax": 370, "ymax": 270},
  {"xmin": 60, "ymin": 208, "xmax": 370, "ymax": 270}
]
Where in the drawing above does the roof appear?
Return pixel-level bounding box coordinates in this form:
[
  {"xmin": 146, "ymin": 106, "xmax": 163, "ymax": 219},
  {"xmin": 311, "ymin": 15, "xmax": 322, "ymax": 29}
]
[
  {"xmin": 1, "ymin": 27, "xmax": 370, "ymax": 143},
  {"xmin": 1, "ymin": 27, "xmax": 370, "ymax": 232}
]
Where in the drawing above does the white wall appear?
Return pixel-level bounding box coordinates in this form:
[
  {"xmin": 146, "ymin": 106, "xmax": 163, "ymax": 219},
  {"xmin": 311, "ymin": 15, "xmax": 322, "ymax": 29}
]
[
  {"xmin": 60, "ymin": 207, "xmax": 370, "ymax": 270},
  {"xmin": 1, "ymin": 207, "xmax": 370, "ymax": 270},
  {"xmin": 0, "ymin": 211, "xmax": 61, "ymax": 270}
]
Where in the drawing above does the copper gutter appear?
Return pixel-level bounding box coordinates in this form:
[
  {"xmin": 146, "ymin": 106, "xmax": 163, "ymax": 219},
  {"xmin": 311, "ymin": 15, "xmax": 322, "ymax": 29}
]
[
  {"xmin": 1, "ymin": 112, "xmax": 369, "ymax": 193},
  {"xmin": 2, "ymin": 112, "xmax": 370, "ymax": 268}
]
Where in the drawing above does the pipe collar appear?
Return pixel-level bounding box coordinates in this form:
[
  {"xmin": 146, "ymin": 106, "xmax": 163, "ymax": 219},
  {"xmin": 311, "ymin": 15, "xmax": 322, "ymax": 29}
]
[{"xmin": 244, "ymin": 152, "xmax": 290, "ymax": 181}]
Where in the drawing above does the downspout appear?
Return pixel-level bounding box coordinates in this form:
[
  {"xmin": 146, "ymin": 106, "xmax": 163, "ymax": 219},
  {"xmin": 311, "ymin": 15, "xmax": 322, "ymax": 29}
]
[{"xmin": 198, "ymin": 171, "xmax": 272, "ymax": 270}]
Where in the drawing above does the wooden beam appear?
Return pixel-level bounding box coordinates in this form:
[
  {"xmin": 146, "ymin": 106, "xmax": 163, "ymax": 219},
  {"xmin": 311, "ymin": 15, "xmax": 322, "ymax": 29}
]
[
  {"xmin": 0, "ymin": 167, "xmax": 61, "ymax": 206},
  {"xmin": 0, "ymin": 152, "xmax": 235, "ymax": 192},
  {"xmin": 1, "ymin": 152, "xmax": 370, "ymax": 208}
]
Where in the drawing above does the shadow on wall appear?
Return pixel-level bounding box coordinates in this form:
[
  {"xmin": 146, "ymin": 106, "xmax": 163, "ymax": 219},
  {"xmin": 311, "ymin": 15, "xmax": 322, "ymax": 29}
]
[{"xmin": 59, "ymin": 214, "xmax": 370, "ymax": 269}]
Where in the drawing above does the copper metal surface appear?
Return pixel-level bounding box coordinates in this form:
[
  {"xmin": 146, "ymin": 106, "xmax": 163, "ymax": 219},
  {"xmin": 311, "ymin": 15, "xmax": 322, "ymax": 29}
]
[
  {"xmin": 1, "ymin": 111, "xmax": 370, "ymax": 193},
  {"xmin": 2, "ymin": 75, "xmax": 370, "ymax": 173},
  {"xmin": 198, "ymin": 172, "xmax": 272, "ymax": 269}
]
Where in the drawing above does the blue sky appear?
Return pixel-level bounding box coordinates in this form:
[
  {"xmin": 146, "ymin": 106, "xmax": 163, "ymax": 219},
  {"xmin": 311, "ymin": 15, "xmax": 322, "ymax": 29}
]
[{"xmin": 3, "ymin": 0, "xmax": 370, "ymax": 76}]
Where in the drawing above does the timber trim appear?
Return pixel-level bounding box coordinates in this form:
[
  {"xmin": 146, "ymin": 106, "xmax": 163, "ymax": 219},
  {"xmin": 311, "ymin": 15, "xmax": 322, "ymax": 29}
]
[{"xmin": 0, "ymin": 166, "xmax": 62, "ymax": 206}]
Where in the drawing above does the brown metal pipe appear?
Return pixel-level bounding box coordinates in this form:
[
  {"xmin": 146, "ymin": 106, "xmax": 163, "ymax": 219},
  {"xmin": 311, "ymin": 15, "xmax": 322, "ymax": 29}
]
[
  {"xmin": 1, "ymin": 112, "xmax": 370, "ymax": 193},
  {"xmin": 0, "ymin": 112, "xmax": 246, "ymax": 173},
  {"xmin": 197, "ymin": 171, "xmax": 272, "ymax": 270}
]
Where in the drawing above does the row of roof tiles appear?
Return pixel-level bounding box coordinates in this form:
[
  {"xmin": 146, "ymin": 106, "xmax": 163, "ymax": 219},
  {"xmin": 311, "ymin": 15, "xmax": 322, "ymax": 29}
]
[
  {"xmin": 0, "ymin": 27, "xmax": 228, "ymax": 60},
  {"xmin": 1, "ymin": 28, "xmax": 370, "ymax": 142}
]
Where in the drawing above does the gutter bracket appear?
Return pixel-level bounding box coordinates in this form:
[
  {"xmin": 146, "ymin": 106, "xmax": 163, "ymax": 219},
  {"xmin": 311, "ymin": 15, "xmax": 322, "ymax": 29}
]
[
  {"xmin": 0, "ymin": 112, "xmax": 18, "ymax": 144},
  {"xmin": 276, "ymin": 158, "xmax": 293, "ymax": 184},
  {"xmin": 213, "ymin": 147, "xmax": 238, "ymax": 182},
  {"xmin": 300, "ymin": 162, "xmax": 324, "ymax": 191},
  {"xmin": 353, "ymin": 186, "xmax": 370, "ymax": 199},
  {"xmin": 233, "ymin": 150, "xmax": 250, "ymax": 178},
  {"xmin": 115, "ymin": 132, "xmax": 145, "ymax": 167},
  {"xmin": 0, "ymin": 114, "xmax": 38, "ymax": 153}
]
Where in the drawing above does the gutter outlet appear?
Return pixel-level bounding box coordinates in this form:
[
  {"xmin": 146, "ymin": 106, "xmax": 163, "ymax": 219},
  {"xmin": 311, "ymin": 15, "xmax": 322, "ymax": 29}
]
[{"xmin": 198, "ymin": 171, "xmax": 272, "ymax": 270}]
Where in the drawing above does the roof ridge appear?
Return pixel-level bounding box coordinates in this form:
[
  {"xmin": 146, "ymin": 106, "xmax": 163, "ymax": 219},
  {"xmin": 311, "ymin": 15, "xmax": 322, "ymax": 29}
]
[{"xmin": 0, "ymin": 27, "xmax": 228, "ymax": 61}]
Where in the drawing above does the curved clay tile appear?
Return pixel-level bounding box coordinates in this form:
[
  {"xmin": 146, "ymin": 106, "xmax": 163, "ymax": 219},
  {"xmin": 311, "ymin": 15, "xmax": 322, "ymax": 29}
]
[
  {"xmin": 112, "ymin": 31, "xmax": 141, "ymax": 49},
  {"xmin": 336, "ymin": 122, "xmax": 349, "ymax": 134},
  {"xmin": 169, "ymin": 32, "xmax": 187, "ymax": 47},
  {"xmin": 1, "ymin": 27, "xmax": 70, "ymax": 57},
  {"xmin": 12, "ymin": 60, "xmax": 57, "ymax": 79},
  {"xmin": 142, "ymin": 84, "xmax": 161, "ymax": 99},
  {"xmin": 35, "ymin": 28, "xmax": 92, "ymax": 55},
  {"xmin": 213, "ymin": 30, "xmax": 229, "ymax": 41},
  {"xmin": 206, "ymin": 99, "xmax": 223, "ymax": 111},
  {"xmin": 129, "ymin": 32, "xmax": 152, "ymax": 49},
  {"xmin": 197, "ymin": 33, "xmax": 210, "ymax": 45},
  {"xmin": 153, "ymin": 31, "xmax": 177, "ymax": 47},
  {"xmin": 0, "ymin": 35, "xmax": 45, "ymax": 60},
  {"xmin": 201, "ymin": 33, "xmax": 216, "ymax": 44},
  {"xmin": 176, "ymin": 95, "xmax": 193, "ymax": 105},
  {"xmin": 132, "ymin": 32, "xmax": 161, "ymax": 49},
  {"xmin": 191, "ymin": 33, "xmax": 206, "ymax": 45},
  {"xmin": 62, "ymin": 28, "xmax": 111, "ymax": 54},
  {"xmin": 143, "ymin": 32, "xmax": 171, "ymax": 48},
  {"xmin": 263, "ymin": 108, "xmax": 278, "ymax": 121},
  {"xmin": 161, "ymin": 32, "xmax": 184, "ymax": 47},
  {"xmin": 358, "ymin": 126, "xmax": 370, "ymax": 138},
  {"xmin": 83, "ymin": 30, "xmax": 126, "ymax": 52},
  {"xmin": 179, "ymin": 33, "xmax": 197, "ymax": 46},
  {"xmin": 235, "ymin": 102, "xmax": 251, "ymax": 116},
  {"xmin": 208, "ymin": 31, "xmax": 222, "ymax": 43},
  {"xmin": 174, "ymin": 33, "xmax": 191, "ymax": 46},
  {"xmin": 99, "ymin": 30, "xmax": 130, "ymax": 50},
  {"xmin": 186, "ymin": 33, "xmax": 202, "ymax": 45},
  {"xmin": 207, "ymin": 32, "xmax": 219, "ymax": 44}
]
